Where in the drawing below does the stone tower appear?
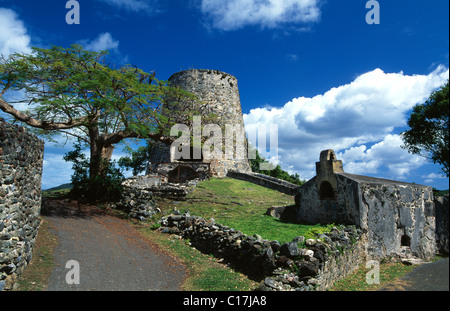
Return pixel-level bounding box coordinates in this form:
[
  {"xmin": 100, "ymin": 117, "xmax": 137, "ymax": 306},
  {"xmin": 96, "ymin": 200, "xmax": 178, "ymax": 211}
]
[{"xmin": 149, "ymin": 69, "xmax": 251, "ymax": 179}]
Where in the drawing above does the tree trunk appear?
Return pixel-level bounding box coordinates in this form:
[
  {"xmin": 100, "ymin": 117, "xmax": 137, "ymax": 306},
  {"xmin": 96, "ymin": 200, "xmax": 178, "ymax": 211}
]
[{"xmin": 88, "ymin": 127, "xmax": 115, "ymax": 180}]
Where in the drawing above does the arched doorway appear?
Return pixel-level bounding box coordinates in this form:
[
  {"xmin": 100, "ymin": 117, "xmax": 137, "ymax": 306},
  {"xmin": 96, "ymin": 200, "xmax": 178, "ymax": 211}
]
[{"xmin": 319, "ymin": 181, "xmax": 336, "ymax": 201}]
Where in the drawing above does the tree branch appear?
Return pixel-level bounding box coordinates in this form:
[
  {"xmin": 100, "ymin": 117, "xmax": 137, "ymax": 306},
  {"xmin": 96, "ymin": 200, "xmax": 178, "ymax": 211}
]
[{"xmin": 0, "ymin": 98, "xmax": 88, "ymax": 130}]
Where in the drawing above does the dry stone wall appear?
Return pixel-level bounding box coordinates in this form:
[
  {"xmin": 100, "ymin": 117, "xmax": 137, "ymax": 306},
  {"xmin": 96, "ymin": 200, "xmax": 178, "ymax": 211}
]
[
  {"xmin": 158, "ymin": 211, "xmax": 366, "ymax": 291},
  {"xmin": 227, "ymin": 171, "xmax": 301, "ymax": 196},
  {"xmin": 0, "ymin": 118, "xmax": 44, "ymax": 291}
]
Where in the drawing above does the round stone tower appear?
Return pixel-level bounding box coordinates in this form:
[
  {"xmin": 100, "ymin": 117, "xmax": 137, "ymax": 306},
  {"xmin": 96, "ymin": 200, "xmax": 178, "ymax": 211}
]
[
  {"xmin": 149, "ymin": 69, "xmax": 251, "ymax": 179},
  {"xmin": 168, "ymin": 69, "xmax": 245, "ymax": 127}
]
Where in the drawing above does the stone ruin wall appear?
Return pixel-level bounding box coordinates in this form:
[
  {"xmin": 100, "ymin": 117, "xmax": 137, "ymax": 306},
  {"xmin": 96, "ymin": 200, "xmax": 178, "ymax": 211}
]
[
  {"xmin": 358, "ymin": 181, "xmax": 436, "ymax": 261},
  {"xmin": 0, "ymin": 118, "xmax": 44, "ymax": 290},
  {"xmin": 295, "ymin": 150, "xmax": 438, "ymax": 261}
]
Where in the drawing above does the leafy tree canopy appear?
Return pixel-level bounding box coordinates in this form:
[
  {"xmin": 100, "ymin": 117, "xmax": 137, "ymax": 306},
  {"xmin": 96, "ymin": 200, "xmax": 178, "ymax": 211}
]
[
  {"xmin": 402, "ymin": 80, "xmax": 449, "ymax": 177},
  {"xmin": 0, "ymin": 45, "xmax": 196, "ymax": 179}
]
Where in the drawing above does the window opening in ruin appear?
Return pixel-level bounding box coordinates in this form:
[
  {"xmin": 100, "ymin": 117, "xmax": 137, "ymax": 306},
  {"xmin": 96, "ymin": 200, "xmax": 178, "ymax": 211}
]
[
  {"xmin": 401, "ymin": 235, "xmax": 411, "ymax": 247},
  {"xmin": 168, "ymin": 166, "xmax": 197, "ymax": 183},
  {"xmin": 319, "ymin": 181, "xmax": 336, "ymax": 201}
]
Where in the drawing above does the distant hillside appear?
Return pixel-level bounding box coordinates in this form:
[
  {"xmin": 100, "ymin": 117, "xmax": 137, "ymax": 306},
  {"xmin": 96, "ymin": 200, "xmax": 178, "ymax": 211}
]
[
  {"xmin": 434, "ymin": 189, "xmax": 449, "ymax": 196},
  {"xmin": 43, "ymin": 183, "xmax": 72, "ymax": 191}
]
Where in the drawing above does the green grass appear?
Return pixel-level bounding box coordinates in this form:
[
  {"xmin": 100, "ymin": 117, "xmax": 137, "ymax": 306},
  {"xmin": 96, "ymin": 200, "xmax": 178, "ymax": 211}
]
[
  {"xmin": 137, "ymin": 226, "xmax": 258, "ymax": 291},
  {"xmin": 156, "ymin": 178, "xmax": 330, "ymax": 244},
  {"xmin": 14, "ymin": 218, "xmax": 58, "ymax": 291},
  {"xmin": 137, "ymin": 177, "xmax": 338, "ymax": 290},
  {"xmin": 329, "ymin": 261, "xmax": 417, "ymax": 291},
  {"xmin": 42, "ymin": 188, "xmax": 71, "ymax": 198}
]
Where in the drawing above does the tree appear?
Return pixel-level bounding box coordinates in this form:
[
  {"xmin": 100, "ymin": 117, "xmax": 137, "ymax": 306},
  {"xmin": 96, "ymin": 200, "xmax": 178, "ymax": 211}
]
[
  {"xmin": 63, "ymin": 140, "xmax": 124, "ymax": 203},
  {"xmin": 402, "ymin": 80, "xmax": 449, "ymax": 177},
  {"xmin": 0, "ymin": 45, "xmax": 196, "ymax": 184},
  {"xmin": 118, "ymin": 140, "xmax": 153, "ymax": 176}
]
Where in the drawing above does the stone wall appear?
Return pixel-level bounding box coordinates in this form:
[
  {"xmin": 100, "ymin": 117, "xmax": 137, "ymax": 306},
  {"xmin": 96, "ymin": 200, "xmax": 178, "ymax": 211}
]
[
  {"xmin": 359, "ymin": 181, "xmax": 436, "ymax": 261},
  {"xmin": 0, "ymin": 118, "xmax": 44, "ymax": 291},
  {"xmin": 227, "ymin": 171, "xmax": 301, "ymax": 196},
  {"xmin": 148, "ymin": 162, "xmax": 210, "ymax": 183},
  {"xmin": 295, "ymin": 150, "xmax": 437, "ymax": 261},
  {"xmin": 158, "ymin": 211, "xmax": 367, "ymax": 291}
]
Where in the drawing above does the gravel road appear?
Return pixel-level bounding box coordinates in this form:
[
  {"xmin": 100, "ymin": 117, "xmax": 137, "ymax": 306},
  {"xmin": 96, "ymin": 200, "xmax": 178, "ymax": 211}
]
[{"xmin": 43, "ymin": 199, "xmax": 186, "ymax": 291}]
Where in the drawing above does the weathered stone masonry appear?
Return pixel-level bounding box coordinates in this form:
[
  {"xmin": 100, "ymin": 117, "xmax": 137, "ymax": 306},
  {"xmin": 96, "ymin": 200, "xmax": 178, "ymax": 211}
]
[
  {"xmin": 295, "ymin": 150, "xmax": 436, "ymax": 261},
  {"xmin": 149, "ymin": 69, "xmax": 252, "ymax": 179},
  {"xmin": 158, "ymin": 211, "xmax": 367, "ymax": 291},
  {"xmin": 0, "ymin": 118, "xmax": 44, "ymax": 291}
]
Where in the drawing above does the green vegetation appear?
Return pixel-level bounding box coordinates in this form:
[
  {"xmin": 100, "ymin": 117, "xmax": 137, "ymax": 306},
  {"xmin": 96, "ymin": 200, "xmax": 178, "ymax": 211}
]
[
  {"xmin": 137, "ymin": 226, "xmax": 258, "ymax": 291},
  {"xmin": 42, "ymin": 187, "xmax": 71, "ymax": 198},
  {"xmin": 433, "ymin": 188, "xmax": 449, "ymax": 196},
  {"xmin": 132, "ymin": 177, "xmax": 336, "ymax": 290},
  {"xmin": 402, "ymin": 80, "xmax": 449, "ymax": 177},
  {"xmin": 329, "ymin": 261, "xmax": 417, "ymax": 291},
  {"xmin": 63, "ymin": 141, "xmax": 124, "ymax": 203},
  {"xmin": 14, "ymin": 219, "xmax": 57, "ymax": 291},
  {"xmin": 0, "ymin": 44, "xmax": 198, "ymax": 192},
  {"xmin": 155, "ymin": 177, "xmax": 321, "ymax": 243},
  {"xmin": 26, "ymin": 178, "xmax": 424, "ymax": 291}
]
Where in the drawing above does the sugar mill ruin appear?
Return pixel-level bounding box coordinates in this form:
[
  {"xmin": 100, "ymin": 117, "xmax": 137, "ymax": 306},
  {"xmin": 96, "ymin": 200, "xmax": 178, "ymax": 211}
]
[{"xmin": 1, "ymin": 68, "xmax": 448, "ymax": 291}]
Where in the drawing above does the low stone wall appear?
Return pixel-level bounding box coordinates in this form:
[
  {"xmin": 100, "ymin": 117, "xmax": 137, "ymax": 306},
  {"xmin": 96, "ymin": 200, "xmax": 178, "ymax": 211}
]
[
  {"xmin": 114, "ymin": 176, "xmax": 200, "ymax": 220},
  {"xmin": 158, "ymin": 212, "xmax": 366, "ymax": 291},
  {"xmin": 227, "ymin": 171, "xmax": 301, "ymax": 196},
  {"xmin": 0, "ymin": 119, "xmax": 44, "ymax": 291}
]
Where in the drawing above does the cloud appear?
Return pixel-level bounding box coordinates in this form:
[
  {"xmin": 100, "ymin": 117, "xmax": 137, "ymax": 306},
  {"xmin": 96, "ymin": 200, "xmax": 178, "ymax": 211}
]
[
  {"xmin": 42, "ymin": 150, "xmax": 74, "ymax": 190},
  {"xmin": 338, "ymin": 135, "xmax": 425, "ymax": 179},
  {"xmin": 199, "ymin": 0, "xmax": 322, "ymax": 31},
  {"xmin": 82, "ymin": 32, "xmax": 120, "ymax": 52},
  {"xmin": 244, "ymin": 66, "xmax": 449, "ymax": 182},
  {"xmin": 0, "ymin": 8, "xmax": 32, "ymax": 57},
  {"xmin": 286, "ymin": 53, "xmax": 299, "ymax": 62},
  {"xmin": 95, "ymin": 0, "xmax": 160, "ymax": 14},
  {"xmin": 78, "ymin": 32, "xmax": 129, "ymax": 64}
]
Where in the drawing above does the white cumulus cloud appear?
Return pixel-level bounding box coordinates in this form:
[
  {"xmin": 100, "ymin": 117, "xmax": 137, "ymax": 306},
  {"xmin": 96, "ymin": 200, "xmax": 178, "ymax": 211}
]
[
  {"xmin": 0, "ymin": 8, "xmax": 32, "ymax": 57},
  {"xmin": 199, "ymin": 0, "xmax": 322, "ymax": 31},
  {"xmin": 82, "ymin": 32, "xmax": 120, "ymax": 52},
  {"xmin": 95, "ymin": 0, "xmax": 160, "ymax": 14},
  {"xmin": 244, "ymin": 66, "xmax": 450, "ymax": 182}
]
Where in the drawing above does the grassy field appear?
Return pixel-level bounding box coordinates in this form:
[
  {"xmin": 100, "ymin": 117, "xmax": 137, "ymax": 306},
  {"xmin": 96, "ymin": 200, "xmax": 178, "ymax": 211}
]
[{"xmin": 154, "ymin": 178, "xmax": 333, "ymax": 244}]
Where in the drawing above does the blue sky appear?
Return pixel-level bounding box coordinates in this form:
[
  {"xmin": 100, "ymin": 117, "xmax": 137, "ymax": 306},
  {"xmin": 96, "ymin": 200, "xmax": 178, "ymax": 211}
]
[{"xmin": 0, "ymin": 0, "xmax": 449, "ymax": 190}]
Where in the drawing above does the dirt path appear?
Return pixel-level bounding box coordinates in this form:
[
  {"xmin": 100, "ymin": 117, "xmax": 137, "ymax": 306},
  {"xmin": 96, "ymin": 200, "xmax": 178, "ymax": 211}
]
[{"xmin": 42, "ymin": 199, "xmax": 186, "ymax": 291}]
